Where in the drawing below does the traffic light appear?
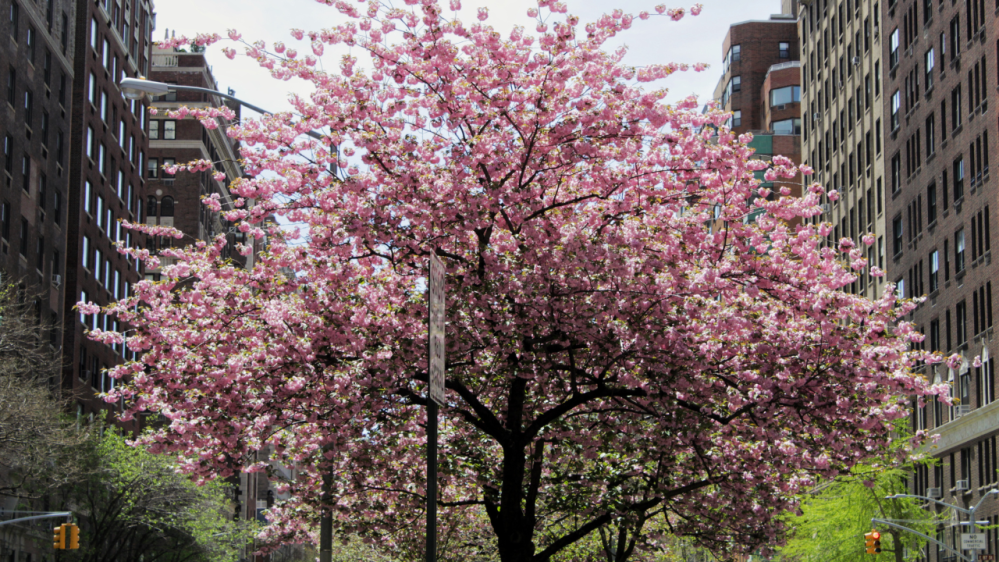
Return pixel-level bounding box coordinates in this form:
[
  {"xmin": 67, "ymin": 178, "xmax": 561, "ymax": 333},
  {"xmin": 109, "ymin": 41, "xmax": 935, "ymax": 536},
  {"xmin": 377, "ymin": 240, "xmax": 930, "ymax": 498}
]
[
  {"xmin": 53, "ymin": 523, "xmax": 66, "ymax": 549},
  {"xmin": 68, "ymin": 523, "xmax": 80, "ymax": 549},
  {"xmin": 865, "ymin": 530, "xmax": 882, "ymax": 554}
]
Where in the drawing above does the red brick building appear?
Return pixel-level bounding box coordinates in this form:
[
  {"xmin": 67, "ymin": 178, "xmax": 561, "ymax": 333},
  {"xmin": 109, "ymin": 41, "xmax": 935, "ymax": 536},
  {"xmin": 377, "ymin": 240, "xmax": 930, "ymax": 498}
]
[
  {"xmin": 62, "ymin": 0, "xmax": 154, "ymax": 426},
  {"xmin": 882, "ymin": 0, "xmax": 999, "ymax": 558},
  {"xmin": 146, "ymin": 45, "xmax": 254, "ymax": 274},
  {"xmin": 0, "ymin": 0, "xmax": 75, "ymax": 359},
  {"xmin": 713, "ymin": 12, "xmax": 799, "ymax": 134}
]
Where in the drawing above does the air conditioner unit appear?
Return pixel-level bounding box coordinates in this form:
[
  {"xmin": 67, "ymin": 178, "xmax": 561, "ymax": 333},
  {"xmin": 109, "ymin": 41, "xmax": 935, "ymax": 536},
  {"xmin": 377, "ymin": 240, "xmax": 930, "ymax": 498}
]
[
  {"xmin": 956, "ymin": 479, "xmax": 970, "ymax": 491},
  {"xmin": 813, "ymin": 112, "xmax": 820, "ymax": 120},
  {"xmin": 927, "ymin": 487, "xmax": 942, "ymax": 498},
  {"xmin": 853, "ymin": 56, "xmax": 861, "ymax": 65},
  {"xmin": 954, "ymin": 404, "xmax": 971, "ymax": 418},
  {"xmin": 228, "ymin": 226, "xmax": 238, "ymax": 233},
  {"xmin": 820, "ymin": 203, "xmax": 831, "ymax": 214},
  {"xmin": 52, "ymin": 274, "xmax": 62, "ymax": 288},
  {"xmin": 775, "ymin": 104, "xmax": 787, "ymax": 110}
]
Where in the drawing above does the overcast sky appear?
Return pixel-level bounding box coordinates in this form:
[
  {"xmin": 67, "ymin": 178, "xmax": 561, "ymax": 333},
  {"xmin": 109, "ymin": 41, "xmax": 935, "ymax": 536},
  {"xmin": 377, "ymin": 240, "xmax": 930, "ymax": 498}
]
[{"xmin": 153, "ymin": 0, "xmax": 788, "ymax": 117}]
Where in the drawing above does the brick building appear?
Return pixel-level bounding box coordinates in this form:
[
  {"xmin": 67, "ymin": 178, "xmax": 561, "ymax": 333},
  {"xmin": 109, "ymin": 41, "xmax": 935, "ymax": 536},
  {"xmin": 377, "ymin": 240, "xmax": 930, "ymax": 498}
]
[
  {"xmin": 712, "ymin": 2, "xmax": 804, "ymax": 225},
  {"xmin": 881, "ymin": 0, "xmax": 999, "ymax": 559},
  {"xmin": 145, "ymin": 44, "xmax": 255, "ymax": 274},
  {"xmin": 62, "ymin": 0, "xmax": 154, "ymax": 425},
  {"xmin": 1, "ymin": 0, "xmax": 75, "ymax": 360},
  {"xmin": 799, "ymin": 0, "xmax": 888, "ymax": 302},
  {"xmin": 713, "ymin": 11, "xmax": 799, "ymax": 134}
]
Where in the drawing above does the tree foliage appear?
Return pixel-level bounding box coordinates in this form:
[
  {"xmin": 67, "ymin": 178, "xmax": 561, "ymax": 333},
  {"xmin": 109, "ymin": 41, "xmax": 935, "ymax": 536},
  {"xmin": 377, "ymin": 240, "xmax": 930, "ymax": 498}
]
[
  {"xmin": 85, "ymin": 2, "xmax": 946, "ymax": 561},
  {"xmin": 56, "ymin": 426, "xmax": 256, "ymax": 562},
  {"xmin": 778, "ymin": 428, "xmax": 942, "ymax": 562},
  {"xmin": 0, "ymin": 281, "xmax": 86, "ymax": 497}
]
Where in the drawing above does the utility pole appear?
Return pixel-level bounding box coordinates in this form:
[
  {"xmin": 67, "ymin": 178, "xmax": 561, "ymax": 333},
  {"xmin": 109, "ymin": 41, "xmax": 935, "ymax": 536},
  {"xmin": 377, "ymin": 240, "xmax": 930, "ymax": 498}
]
[{"xmin": 877, "ymin": 489, "xmax": 998, "ymax": 562}]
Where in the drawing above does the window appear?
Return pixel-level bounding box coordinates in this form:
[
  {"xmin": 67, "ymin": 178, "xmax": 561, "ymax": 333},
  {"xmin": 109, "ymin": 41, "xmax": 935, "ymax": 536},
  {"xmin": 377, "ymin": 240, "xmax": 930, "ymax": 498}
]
[
  {"xmin": 6, "ymin": 66, "xmax": 14, "ymax": 106},
  {"xmin": 928, "ymin": 183, "xmax": 937, "ymax": 224},
  {"xmin": 732, "ymin": 75, "xmax": 741, "ymax": 92},
  {"xmin": 146, "ymin": 196, "xmax": 157, "ymax": 218},
  {"xmin": 930, "ymin": 250, "xmax": 940, "ymax": 293},
  {"xmin": 956, "ymin": 229, "xmax": 966, "ymax": 272},
  {"xmin": 89, "ymin": 17, "xmax": 97, "ymax": 50},
  {"xmin": 23, "ymin": 90, "xmax": 32, "ymax": 126},
  {"xmin": 161, "ymin": 196, "xmax": 174, "ymax": 217},
  {"xmin": 779, "ymin": 42, "xmax": 790, "ymax": 58},
  {"xmin": 890, "ymin": 28, "xmax": 900, "ymax": 68},
  {"xmin": 772, "ymin": 118, "xmax": 801, "ymax": 135},
  {"xmin": 770, "ymin": 86, "xmax": 801, "ymax": 106},
  {"xmin": 951, "ymin": 85, "xmax": 962, "ymax": 131},
  {"xmin": 2, "ymin": 134, "xmax": 11, "ymax": 174},
  {"xmin": 86, "ymin": 127, "xmax": 95, "ymax": 160},
  {"xmin": 957, "ymin": 300, "xmax": 968, "ymax": 346},
  {"xmin": 893, "ymin": 215, "xmax": 904, "ymax": 256},
  {"xmin": 148, "ymin": 157, "xmax": 158, "ymax": 179},
  {"xmin": 926, "ymin": 113, "xmax": 936, "ymax": 155},
  {"xmin": 84, "ymin": 181, "xmax": 92, "ymax": 215},
  {"xmin": 891, "ymin": 90, "xmax": 901, "ymax": 130},
  {"xmin": 149, "ymin": 120, "xmax": 159, "ymax": 139},
  {"xmin": 18, "ymin": 217, "xmax": 28, "ymax": 256},
  {"xmin": 891, "ymin": 152, "xmax": 902, "ymax": 192},
  {"xmin": 26, "ymin": 26, "xmax": 35, "ymax": 61},
  {"xmin": 0, "ymin": 201, "xmax": 8, "ymax": 242},
  {"xmin": 954, "ymin": 157, "xmax": 965, "ymax": 201},
  {"xmin": 88, "ymin": 72, "xmax": 96, "ymax": 105},
  {"xmin": 163, "ymin": 120, "xmax": 176, "ymax": 140},
  {"xmin": 9, "ymin": 3, "xmax": 18, "ymax": 39}
]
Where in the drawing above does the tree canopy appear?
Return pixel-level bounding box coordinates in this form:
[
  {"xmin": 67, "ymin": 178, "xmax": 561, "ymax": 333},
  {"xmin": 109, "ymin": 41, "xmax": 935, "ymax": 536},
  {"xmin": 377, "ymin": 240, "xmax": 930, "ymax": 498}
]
[{"xmin": 85, "ymin": 2, "xmax": 946, "ymax": 560}]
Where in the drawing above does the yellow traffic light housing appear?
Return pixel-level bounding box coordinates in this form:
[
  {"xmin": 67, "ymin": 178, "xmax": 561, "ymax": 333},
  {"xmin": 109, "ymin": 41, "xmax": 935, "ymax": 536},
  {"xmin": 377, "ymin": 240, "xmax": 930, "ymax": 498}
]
[
  {"xmin": 865, "ymin": 530, "xmax": 882, "ymax": 554},
  {"xmin": 53, "ymin": 523, "xmax": 66, "ymax": 549},
  {"xmin": 68, "ymin": 523, "xmax": 80, "ymax": 549}
]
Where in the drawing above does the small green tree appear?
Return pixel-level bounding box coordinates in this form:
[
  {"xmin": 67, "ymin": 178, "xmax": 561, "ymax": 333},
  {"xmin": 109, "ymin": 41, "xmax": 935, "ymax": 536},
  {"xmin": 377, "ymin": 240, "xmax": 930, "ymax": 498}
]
[
  {"xmin": 54, "ymin": 427, "xmax": 257, "ymax": 562},
  {"xmin": 779, "ymin": 431, "xmax": 941, "ymax": 562}
]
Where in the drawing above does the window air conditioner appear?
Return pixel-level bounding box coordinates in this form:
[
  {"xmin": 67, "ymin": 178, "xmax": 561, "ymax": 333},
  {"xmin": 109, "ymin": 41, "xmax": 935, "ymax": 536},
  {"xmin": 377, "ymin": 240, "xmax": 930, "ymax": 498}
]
[
  {"xmin": 954, "ymin": 404, "xmax": 971, "ymax": 418},
  {"xmin": 813, "ymin": 112, "xmax": 820, "ymax": 120},
  {"xmin": 927, "ymin": 487, "xmax": 942, "ymax": 498},
  {"xmin": 52, "ymin": 274, "xmax": 62, "ymax": 288},
  {"xmin": 820, "ymin": 203, "xmax": 831, "ymax": 214},
  {"xmin": 228, "ymin": 226, "xmax": 238, "ymax": 233},
  {"xmin": 955, "ymin": 479, "xmax": 970, "ymax": 491},
  {"xmin": 853, "ymin": 56, "xmax": 861, "ymax": 65}
]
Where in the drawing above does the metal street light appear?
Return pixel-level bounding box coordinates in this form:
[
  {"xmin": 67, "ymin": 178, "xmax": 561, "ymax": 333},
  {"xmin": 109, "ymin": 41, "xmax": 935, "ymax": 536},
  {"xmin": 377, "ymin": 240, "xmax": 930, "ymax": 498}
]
[
  {"xmin": 119, "ymin": 75, "xmax": 335, "ymax": 562},
  {"xmin": 119, "ymin": 77, "xmax": 324, "ymax": 140},
  {"xmin": 877, "ymin": 489, "xmax": 999, "ymax": 562}
]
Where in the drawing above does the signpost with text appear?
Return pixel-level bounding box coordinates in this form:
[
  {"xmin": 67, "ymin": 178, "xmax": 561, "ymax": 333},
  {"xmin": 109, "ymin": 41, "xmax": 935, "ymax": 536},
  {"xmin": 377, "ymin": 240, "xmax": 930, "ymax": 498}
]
[{"xmin": 426, "ymin": 253, "xmax": 445, "ymax": 562}]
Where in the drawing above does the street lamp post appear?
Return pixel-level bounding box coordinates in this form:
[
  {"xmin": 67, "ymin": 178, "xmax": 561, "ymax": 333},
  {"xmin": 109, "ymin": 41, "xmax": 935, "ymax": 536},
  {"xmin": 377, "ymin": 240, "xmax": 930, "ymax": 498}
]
[
  {"xmin": 117, "ymin": 76, "xmax": 336, "ymax": 562},
  {"xmin": 119, "ymin": 77, "xmax": 324, "ymax": 140},
  {"xmin": 879, "ymin": 489, "xmax": 998, "ymax": 562}
]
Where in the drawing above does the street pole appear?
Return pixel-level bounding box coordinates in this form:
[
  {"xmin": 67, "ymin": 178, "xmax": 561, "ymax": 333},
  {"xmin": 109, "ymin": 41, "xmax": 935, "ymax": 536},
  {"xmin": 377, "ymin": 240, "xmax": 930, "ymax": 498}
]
[
  {"xmin": 319, "ymin": 444, "xmax": 333, "ymax": 562},
  {"xmin": 426, "ymin": 400, "xmax": 438, "ymax": 562},
  {"xmin": 883, "ymin": 490, "xmax": 997, "ymax": 562}
]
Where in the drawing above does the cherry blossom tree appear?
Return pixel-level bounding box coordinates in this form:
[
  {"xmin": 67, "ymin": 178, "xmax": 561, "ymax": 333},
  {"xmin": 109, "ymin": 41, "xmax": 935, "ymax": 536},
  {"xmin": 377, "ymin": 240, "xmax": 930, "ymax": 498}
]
[{"xmin": 84, "ymin": 1, "xmax": 948, "ymax": 560}]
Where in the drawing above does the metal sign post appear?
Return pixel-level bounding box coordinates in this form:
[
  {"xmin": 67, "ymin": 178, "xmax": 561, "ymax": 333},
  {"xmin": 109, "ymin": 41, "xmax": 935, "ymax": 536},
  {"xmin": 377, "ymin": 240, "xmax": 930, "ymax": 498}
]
[{"xmin": 426, "ymin": 253, "xmax": 446, "ymax": 562}]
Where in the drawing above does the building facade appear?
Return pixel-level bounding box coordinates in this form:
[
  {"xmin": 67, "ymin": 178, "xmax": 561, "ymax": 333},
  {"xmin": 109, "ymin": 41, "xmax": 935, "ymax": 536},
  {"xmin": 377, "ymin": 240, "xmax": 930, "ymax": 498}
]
[
  {"xmin": 1, "ymin": 0, "xmax": 75, "ymax": 361},
  {"xmin": 799, "ymin": 0, "xmax": 887, "ymax": 301},
  {"xmin": 713, "ymin": 12, "xmax": 799, "ymax": 135},
  {"xmin": 881, "ymin": 0, "xmax": 999, "ymax": 559},
  {"xmin": 62, "ymin": 0, "xmax": 154, "ymax": 426},
  {"xmin": 145, "ymin": 44, "xmax": 255, "ymax": 273},
  {"xmin": 713, "ymin": 5, "xmax": 804, "ymax": 224}
]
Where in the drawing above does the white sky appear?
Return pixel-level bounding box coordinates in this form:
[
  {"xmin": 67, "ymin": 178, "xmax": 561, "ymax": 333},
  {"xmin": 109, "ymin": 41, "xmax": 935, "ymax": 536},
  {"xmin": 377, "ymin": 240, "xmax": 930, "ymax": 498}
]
[{"xmin": 152, "ymin": 0, "xmax": 788, "ymax": 118}]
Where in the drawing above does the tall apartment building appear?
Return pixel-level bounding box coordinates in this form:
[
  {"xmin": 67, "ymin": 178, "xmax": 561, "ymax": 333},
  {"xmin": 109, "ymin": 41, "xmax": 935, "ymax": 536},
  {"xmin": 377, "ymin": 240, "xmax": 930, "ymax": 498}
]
[
  {"xmin": 799, "ymin": 0, "xmax": 887, "ymax": 301},
  {"xmin": 882, "ymin": 1, "xmax": 999, "ymax": 559},
  {"xmin": 62, "ymin": 0, "xmax": 154, "ymax": 425},
  {"xmin": 146, "ymin": 44, "xmax": 257, "ymax": 273},
  {"xmin": 1, "ymin": 0, "xmax": 75, "ymax": 359}
]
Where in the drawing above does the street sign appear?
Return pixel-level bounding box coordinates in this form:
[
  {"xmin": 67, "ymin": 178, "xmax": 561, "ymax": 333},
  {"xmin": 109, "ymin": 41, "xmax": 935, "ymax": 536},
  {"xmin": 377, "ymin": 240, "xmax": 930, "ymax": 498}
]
[
  {"xmin": 428, "ymin": 253, "xmax": 446, "ymax": 406},
  {"xmin": 962, "ymin": 533, "xmax": 987, "ymax": 551}
]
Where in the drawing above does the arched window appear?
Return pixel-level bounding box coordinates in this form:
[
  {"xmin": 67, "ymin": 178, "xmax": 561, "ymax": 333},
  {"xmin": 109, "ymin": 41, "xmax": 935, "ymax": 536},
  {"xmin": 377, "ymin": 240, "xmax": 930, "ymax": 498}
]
[
  {"xmin": 146, "ymin": 196, "xmax": 157, "ymax": 218},
  {"xmin": 160, "ymin": 196, "xmax": 174, "ymax": 217}
]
